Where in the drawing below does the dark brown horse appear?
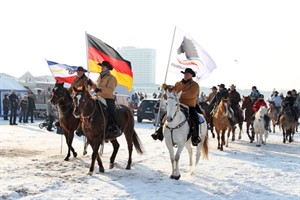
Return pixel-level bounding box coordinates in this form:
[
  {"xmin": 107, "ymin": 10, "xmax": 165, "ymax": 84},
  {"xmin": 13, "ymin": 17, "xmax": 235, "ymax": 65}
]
[
  {"xmin": 72, "ymin": 86, "xmax": 143, "ymax": 175},
  {"xmin": 279, "ymin": 102, "xmax": 296, "ymax": 143},
  {"xmin": 213, "ymin": 98, "xmax": 233, "ymax": 151},
  {"xmin": 199, "ymin": 101, "xmax": 215, "ymax": 138},
  {"xmin": 50, "ymin": 82, "xmax": 80, "ymax": 161},
  {"xmin": 241, "ymin": 96, "xmax": 255, "ymax": 142}
]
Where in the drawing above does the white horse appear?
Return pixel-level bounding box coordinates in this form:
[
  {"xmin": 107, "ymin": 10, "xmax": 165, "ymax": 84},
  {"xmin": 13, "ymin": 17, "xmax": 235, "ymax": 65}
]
[
  {"xmin": 253, "ymin": 106, "xmax": 269, "ymax": 147},
  {"xmin": 163, "ymin": 91, "xmax": 209, "ymax": 180}
]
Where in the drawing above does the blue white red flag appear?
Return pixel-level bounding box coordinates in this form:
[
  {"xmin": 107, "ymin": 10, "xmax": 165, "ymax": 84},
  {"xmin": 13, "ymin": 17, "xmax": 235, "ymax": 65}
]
[{"xmin": 46, "ymin": 60, "xmax": 79, "ymax": 84}]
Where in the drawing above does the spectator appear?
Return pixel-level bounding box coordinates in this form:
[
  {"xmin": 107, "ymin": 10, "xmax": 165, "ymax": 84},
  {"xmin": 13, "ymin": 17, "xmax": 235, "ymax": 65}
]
[
  {"xmin": 19, "ymin": 95, "xmax": 28, "ymax": 123},
  {"xmin": 9, "ymin": 89, "xmax": 19, "ymax": 125},
  {"xmin": 46, "ymin": 98, "xmax": 56, "ymax": 131},
  {"xmin": 2, "ymin": 94, "xmax": 9, "ymax": 120},
  {"xmin": 25, "ymin": 91, "xmax": 36, "ymax": 123}
]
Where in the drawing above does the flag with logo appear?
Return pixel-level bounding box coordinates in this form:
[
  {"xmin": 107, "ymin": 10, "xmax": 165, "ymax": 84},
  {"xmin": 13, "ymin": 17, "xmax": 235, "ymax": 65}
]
[
  {"xmin": 86, "ymin": 33, "xmax": 133, "ymax": 91},
  {"xmin": 46, "ymin": 60, "xmax": 78, "ymax": 84},
  {"xmin": 166, "ymin": 27, "xmax": 217, "ymax": 84}
]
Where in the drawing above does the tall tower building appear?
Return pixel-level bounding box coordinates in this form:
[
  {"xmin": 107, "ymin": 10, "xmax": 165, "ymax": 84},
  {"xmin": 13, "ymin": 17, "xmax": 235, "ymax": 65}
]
[{"xmin": 118, "ymin": 46, "xmax": 157, "ymax": 92}]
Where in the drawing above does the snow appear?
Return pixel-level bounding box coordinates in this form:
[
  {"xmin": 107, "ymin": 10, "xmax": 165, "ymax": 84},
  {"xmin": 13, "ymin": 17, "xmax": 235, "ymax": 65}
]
[{"xmin": 0, "ymin": 118, "xmax": 299, "ymax": 200}]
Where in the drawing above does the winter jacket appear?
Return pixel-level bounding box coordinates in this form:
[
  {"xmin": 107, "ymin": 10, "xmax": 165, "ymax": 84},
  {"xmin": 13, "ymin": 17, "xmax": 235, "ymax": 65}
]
[
  {"xmin": 169, "ymin": 79, "xmax": 199, "ymax": 107},
  {"xmin": 229, "ymin": 89, "xmax": 241, "ymax": 106},
  {"xmin": 20, "ymin": 98, "xmax": 29, "ymax": 111},
  {"xmin": 271, "ymin": 95, "xmax": 282, "ymax": 108},
  {"xmin": 252, "ymin": 99, "xmax": 267, "ymax": 112},
  {"xmin": 69, "ymin": 74, "xmax": 89, "ymax": 92},
  {"xmin": 92, "ymin": 71, "xmax": 117, "ymax": 99},
  {"xmin": 215, "ymin": 89, "xmax": 229, "ymax": 106}
]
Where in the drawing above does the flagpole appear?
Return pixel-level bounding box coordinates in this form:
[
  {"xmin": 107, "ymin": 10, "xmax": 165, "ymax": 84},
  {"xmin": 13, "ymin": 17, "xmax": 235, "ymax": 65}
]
[{"xmin": 154, "ymin": 26, "xmax": 177, "ymax": 133}]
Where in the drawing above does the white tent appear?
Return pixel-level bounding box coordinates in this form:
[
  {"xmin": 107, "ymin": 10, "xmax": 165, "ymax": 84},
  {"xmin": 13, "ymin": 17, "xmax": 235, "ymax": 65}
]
[{"xmin": 0, "ymin": 76, "xmax": 27, "ymax": 116}]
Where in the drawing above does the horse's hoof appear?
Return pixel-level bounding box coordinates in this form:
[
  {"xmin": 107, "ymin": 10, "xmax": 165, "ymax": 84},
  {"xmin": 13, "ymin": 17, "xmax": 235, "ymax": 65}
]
[
  {"xmin": 74, "ymin": 152, "xmax": 78, "ymax": 158},
  {"xmin": 83, "ymin": 151, "xmax": 87, "ymax": 156},
  {"xmin": 64, "ymin": 157, "xmax": 69, "ymax": 161},
  {"xmin": 170, "ymin": 175, "xmax": 175, "ymax": 179},
  {"xmin": 250, "ymin": 140, "xmax": 253, "ymax": 143},
  {"xmin": 87, "ymin": 171, "xmax": 93, "ymax": 176},
  {"xmin": 238, "ymin": 136, "xmax": 242, "ymax": 140},
  {"xmin": 256, "ymin": 144, "xmax": 261, "ymax": 147},
  {"xmin": 100, "ymin": 168, "xmax": 105, "ymax": 173},
  {"xmin": 174, "ymin": 175, "xmax": 181, "ymax": 180},
  {"xmin": 125, "ymin": 166, "xmax": 131, "ymax": 170},
  {"xmin": 212, "ymin": 133, "xmax": 215, "ymax": 138},
  {"xmin": 109, "ymin": 163, "xmax": 114, "ymax": 169}
]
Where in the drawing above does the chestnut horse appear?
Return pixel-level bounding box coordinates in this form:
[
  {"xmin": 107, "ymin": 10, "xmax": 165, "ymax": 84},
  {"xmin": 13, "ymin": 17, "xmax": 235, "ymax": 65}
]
[
  {"xmin": 267, "ymin": 100, "xmax": 280, "ymax": 133},
  {"xmin": 213, "ymin": 98, "xmax": 233, "ymax": 151},
  {"xmin": 241, "ymin": 96, "xmax": 255, "ymax": 142},
  {"xmin": 72, "ymin": 86, "xmax": 143, "ymax": 175},
  {"xmin": 50, "ymin": 82, "xmax": 80, "ymax": 161}
]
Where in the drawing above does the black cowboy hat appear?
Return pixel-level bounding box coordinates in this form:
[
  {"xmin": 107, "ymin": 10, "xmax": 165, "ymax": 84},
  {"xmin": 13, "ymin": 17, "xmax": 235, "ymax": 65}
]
[
  {"xmin": 211, "ymin": 86, "xmax": 217, "ymax": 90},
  {"xmin": 98, "ymin": 61, "xmax": 113, "ymax": 70},
  {"xmin": 76, "ymin": 66, "xmax": 87, "ymax": 72},
  {"xmin": 218, "ymin": 84, "xmax": 225, "ymax": 89},
  {"xmin": 180, "ymin": 68, "xmax": 196, "ymax": 77}
]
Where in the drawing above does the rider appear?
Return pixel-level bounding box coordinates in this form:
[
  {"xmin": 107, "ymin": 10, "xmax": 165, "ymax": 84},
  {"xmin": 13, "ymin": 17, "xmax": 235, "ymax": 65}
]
[
  {"xmin": 252, "ymin": 94, "xmax": 270, "ymax": 130},
  {"xmin": 271, "ymin": 91, "xmax": 282, "ymax": 114},
  {"xmin": 249, "ymin": 86, "xmax": 260, "ymax": 103},
  {"xmin": 213, "ymin": 84, "xmax": 236, "ymax": 129},
  {"xmin": 205, "ymin": 86, "xmax": 217, "ymax": 104},
  {"xmin": 68, "ymin": 66, "xmax": 94, "ymax": 136},
  {"xmin": 276, "ymin": 91, "xmax": 297, "ymax": 124},
  {"xmin": 228, "ymin": 84, "xmax": 242, "ymax": 125},
  {"xmin": 91, "ymin": 61, "xmax": 121, "ymax": 138},
  {"xmin": 151, "ymin": 68, "xmax": 201, "ymax": 146}
]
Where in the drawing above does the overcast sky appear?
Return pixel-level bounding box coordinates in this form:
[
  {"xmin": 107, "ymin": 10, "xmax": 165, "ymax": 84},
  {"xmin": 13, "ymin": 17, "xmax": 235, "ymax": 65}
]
[{"xmin": 0, "ymin": 0, "xmax": 299, "ymax": 91}]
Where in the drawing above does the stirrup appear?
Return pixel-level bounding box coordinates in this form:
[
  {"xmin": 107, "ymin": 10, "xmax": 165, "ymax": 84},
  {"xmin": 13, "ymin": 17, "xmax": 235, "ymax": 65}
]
[{"xmin": 192, "ymin": 135, "xmax": 201, "ymax": 146}]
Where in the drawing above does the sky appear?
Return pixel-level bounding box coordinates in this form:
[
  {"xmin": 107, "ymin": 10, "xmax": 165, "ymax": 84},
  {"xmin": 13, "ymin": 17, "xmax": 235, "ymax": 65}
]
[
  {"xmin": 0, "ymin": 118, "xmax": 299, "ymax": 199},
  {"xmin": 0, "ymin": 0, "xmax": 299, "ymax": 91}
]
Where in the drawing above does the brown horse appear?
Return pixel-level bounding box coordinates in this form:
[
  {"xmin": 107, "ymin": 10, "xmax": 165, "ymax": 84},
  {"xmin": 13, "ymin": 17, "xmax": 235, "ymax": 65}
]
[
  {"xmin": 199, "ymin": 101, "xmax": 215, "ymax": 138},
  {"xmin": 72, "ymin": 86, "xmax": 143, "ymax": 175},
  {"xmin": 279, "ymin": 102, "xmax": 296, "ymax": 143},
  {"xmin": 213, "ymin": 98, "xmax": 233, "ymax": 151},
  {"xmin": 241, "ymin": 96, "xmax": 255, "ymax": 142},
  {"xmin": 50, "ymin": 82, "xmax": 80, "ymax": 161},
  {"xmin": 267, "ymin": 100, "xmax": 280, "ymax": 133}
]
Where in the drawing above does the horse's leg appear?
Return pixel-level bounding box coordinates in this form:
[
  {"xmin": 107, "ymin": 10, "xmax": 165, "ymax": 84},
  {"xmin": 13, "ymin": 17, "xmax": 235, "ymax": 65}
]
[
  {"xmin": 185, "ymin": 142, "xmax": 193, "ymax": 167},
  {"xmin": 88, "ymin": 141, "xmax": 104, "ymax": 175},
  {"xmin": 109, "ymin": 139, "xmax": 120, "ymax": 169},
  {"xmin": 246, "ymin": 122, "xmax": 252, "ymax": 142},
  {"xmin": 220, "ymin": 130, "xmax": 225, "ymax": 151},
  {"xmin": 123, "ymin": 128, "xmax": 135, "ymax": 170},
  {"xmin": 282, "ymin": 128, "xmax": 286, "ymax": 143},
  {"xmin": 64, "ymin": 131, "xmax": 77, "ymax": 161},
  {"xmin": 96, "ymin": 152, "xmax": 104, "ymax": 173},
  {"xmin": 216, "ymin": 131, "xmax": 221, "ymax": 150},
  {"xmin": 166, "ymin": 144, "xmax": 176, "ymax": 179},
  {"xmin": 226, "ymin": 129, "xmax": 230, "ymax": 147},
  {"xmin": 173, "ymin": 145, "xmax": 185, "ymax": 180},
  {"xmin": 83, "ymin": 137, "xmax": 88, "ymax": 156}
]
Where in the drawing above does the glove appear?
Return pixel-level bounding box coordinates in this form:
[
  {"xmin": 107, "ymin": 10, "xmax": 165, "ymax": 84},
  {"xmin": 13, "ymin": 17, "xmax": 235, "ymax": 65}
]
[
  {"xmin": 162, "ymin": 83, "xmax": 168, "ymax": 90},
  {"xmin": 87, "ymin": 79, "xmax": 92, "ymax": 86},
  {"xmin": 94, "ymin": 88, "xmax": 101, "ymax": 93}
]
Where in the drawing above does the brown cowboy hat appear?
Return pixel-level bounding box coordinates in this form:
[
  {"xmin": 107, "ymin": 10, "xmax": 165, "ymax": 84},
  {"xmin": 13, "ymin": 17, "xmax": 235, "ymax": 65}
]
[
  {"xmin": 180, "ymin": 68, "xmax": 196, "ymax": 77},
  {"xmin": 76, "ymin": 66, "xmax": 87, "ymax": 72},
  {"xmin": 211, "ymin": 86, "xmax": 217, "ymax": 90},
  {"xmin": 98, "ymin": 61, "xmax": 113, "ymax": 70},
  {"xmin": 218, "ymin": 83, "xmax": 225, "ymax": 89},
  {"xmin": 229, "ymin": 84, "xmax": 236, "ymax": 89}
]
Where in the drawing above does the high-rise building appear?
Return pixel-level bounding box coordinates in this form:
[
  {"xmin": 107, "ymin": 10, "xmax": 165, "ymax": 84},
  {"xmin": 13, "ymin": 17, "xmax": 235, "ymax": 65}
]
[{"xmin": 118, "ymin": 46, "xmax": 158, "ymax": 92}]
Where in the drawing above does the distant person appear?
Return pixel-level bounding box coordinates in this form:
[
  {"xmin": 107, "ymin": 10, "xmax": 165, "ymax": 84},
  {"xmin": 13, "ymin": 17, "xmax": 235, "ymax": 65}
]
[
  {"xmin": 25, "ymin": 91, "xmax": 36, "ymax": 123},
  {"xmin": 153, "ymin": 98, "xmax": 166, "ymax": 126},
  {"xmin": 2, "ymin": 94, "xmax": 9, "ymax": 120},
  {"xmin": 19, "ymin": 95, "xmax": 28, "ymax": 123},
  {"xmin": 68, "ymin": 66, "xmax": 93, "ymax": 93},
  {"xmin": 46, "ymin": 98, "xmax": 56, "ymax": 131},
  {"xmin": 205, "ymin": 86, "xmax": 217, "ymax": 104},
  {"xmin": 249, "ymin": 86, "xmax": 260, "ymax": 103},
  {"xmin": 270, "ymin": 91, "xmax": 282, "ymax": 112},
  {"xmin": 228, "ymin": 84, "xmax": 242, "ymax": 125},
  {"xmin": 9, "ymin": 89, "xmax": 19, "ymax": 125},
  {"xmin": 252, "ymin": 94, "xmax": 270, "ymax": 130}
]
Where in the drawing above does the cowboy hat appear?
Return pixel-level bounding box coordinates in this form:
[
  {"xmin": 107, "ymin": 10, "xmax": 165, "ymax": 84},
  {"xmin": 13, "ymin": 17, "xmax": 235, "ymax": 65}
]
[
  {"xmin": 98, "ymin": 61, "xmax": 113, "ymax": 70},
  {"xmin": 229, "ymin": 84, "xmax": 236, "ymax": 89},
  {"xmin": 218, "ymin": 84, "xmax": 225, "ymax": 89},
  {"xmin": 76, "ymin": 66, "xmax": 87, "ymax": 72},
  {"xmin": 211, "ymin": 86, "xmax": 217, "ymax": 90},
  {"xmin": 180, "ymin": 68, "xmax": 196, "ymax": 77}
]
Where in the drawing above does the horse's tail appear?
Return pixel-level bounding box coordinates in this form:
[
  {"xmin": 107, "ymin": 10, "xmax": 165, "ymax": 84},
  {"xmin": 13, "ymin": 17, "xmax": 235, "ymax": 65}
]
[
  {"xmin": 201, "ymin": 132, "xmax": 209, "ymax": 160},
  {"xmin": 132, "ymin": 129, "xmax": 144, "ymax": 154}
]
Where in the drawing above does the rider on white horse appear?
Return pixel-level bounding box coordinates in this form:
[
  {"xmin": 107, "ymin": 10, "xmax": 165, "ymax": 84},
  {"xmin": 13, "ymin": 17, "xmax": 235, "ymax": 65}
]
[{"xmin": 151, "ymin": 68, "xmax": 202, "ymax": 146}]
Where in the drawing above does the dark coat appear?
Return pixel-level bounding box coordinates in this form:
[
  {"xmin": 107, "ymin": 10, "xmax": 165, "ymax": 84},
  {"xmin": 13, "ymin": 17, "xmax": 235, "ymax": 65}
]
[{"xmin": 9, "ymin": 93, "xmax": 19, "ymax": 108}]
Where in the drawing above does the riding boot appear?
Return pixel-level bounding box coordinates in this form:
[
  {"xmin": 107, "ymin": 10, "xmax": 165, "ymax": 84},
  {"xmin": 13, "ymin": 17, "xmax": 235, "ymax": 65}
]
[
  {"xmin": 264, "ymin": 115, "xmax": 270, "ymax": 131},
  {"xmin": 250, "ymin": 115, "xmax": 255, "ymax": 130},
  {"xmin": 191, "ymin": 123, "xmax": 201, "ymax": 146},
  {"xmin": 151, "ymin": 126, "xmax": 164, "ymax": 141}
]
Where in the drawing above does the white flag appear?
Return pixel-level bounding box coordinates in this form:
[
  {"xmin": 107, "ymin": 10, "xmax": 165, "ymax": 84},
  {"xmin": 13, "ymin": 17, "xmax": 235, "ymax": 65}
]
[{"xmin": 166, "ymin": 27, "xmax": 217, "ymax": 84}]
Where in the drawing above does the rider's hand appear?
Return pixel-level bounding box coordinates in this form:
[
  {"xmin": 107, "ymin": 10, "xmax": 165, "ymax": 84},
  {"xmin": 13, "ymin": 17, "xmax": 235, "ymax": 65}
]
[
  {"xmin": 87, "ymin": 79, "xmax": 92, "ymax": 86},
  {"xmin": 162, "ymin": 83, "xmax": 168, "ymax": 90}
]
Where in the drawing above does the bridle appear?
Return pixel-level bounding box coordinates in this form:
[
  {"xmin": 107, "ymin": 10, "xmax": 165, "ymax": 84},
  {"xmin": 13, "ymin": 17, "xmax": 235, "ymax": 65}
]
[{"xmin": 52, "ymin": 87, "xmax": 73, "ymax": 114}]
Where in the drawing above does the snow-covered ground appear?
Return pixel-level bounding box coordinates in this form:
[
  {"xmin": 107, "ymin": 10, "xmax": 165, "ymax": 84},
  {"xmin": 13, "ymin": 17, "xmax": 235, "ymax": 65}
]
[{"xmin": 0, "ymin": 118, "xmax": 299, "ymax": 200}]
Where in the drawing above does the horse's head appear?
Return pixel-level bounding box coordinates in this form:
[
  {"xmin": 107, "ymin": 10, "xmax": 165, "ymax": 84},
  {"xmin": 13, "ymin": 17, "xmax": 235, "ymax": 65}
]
[
  {"xmin": 165, "ymin": 91, "xmax": 181, "ymax": 122},
  {"xmin": 268, "ymin": 100, "xmax": 275, "ymax": 108},
  {"xmin": 72, "ymin": 86, "xmax": 90, "ymax": 118},
  {"xmin": 241, "ymin": 96, "xmax": 251, "ymax": 110},
  {"xmin": 255, "ymin": 106, "xmax": 267, "ymax": 120},
  {"xmin": 177, "ymin": 36, "xmax": 199, "ymax": 59},
  {"xmin": 51, "ymin": 82, "xmax": 68, "ymax": 105}
]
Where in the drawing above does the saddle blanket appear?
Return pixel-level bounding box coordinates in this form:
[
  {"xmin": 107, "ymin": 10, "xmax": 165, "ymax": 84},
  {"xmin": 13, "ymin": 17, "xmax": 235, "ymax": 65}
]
[{"xmin": 198, "ymin": 114, "xmax": 205, "ymax": 124}]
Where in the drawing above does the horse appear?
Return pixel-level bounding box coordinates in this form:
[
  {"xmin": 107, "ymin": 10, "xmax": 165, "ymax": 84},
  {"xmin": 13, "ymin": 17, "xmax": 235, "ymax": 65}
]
[
  {"xmin": 72, "ymin": 86, "xmax": 143, "ymax": 175},
  {"xmin": 50, "ymin": 82, "xmax": 80, "ymax": 161},
  {"xmin": 198, "ymin": 101, "xmax": 215, "ymax": 138},
  {"xmin": 279, "ymin": 102, "xmax": 296, "ymax": 143},
  {"xmin": 213, "ymin": 98, "xmax": 233, "ymax": 151},
  {"xmin": 163, "ymin": 91, "xmax": 208, "ymax": 180},
  {"xmin": 267, "ymin": 100, "xmax": 280, "ymax": 133},
  {"xmin": 241, "ymin": 96, "xmax": 255, "ymax": 142},
  {"xmin": 231, "ymin": 103, "xmax": 244, "ymax": 140},
  {"xmin": 253, "ymin": 106, "xmax": 269, "ymax": 147}
]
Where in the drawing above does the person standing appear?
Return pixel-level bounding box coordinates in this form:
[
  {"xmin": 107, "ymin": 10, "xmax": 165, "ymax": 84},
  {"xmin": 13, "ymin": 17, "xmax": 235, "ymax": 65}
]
[
  {"xmin": 2, "ymin": 94, "xmax": 9, "ymax": 120},
  {"xmin": 19, "ymin": 95, "xmax": 28, "ymax": 123},
  {"xmin": 9, "ymin": 89, "xmax": 19, "ymax": 125},
  {"xmin": 25, "ymin": 91, "xmax": 36, "ymax": 123},
  {"xmin": 91, "ymin": 61, "xmax": 121, "ymax": 138},
  {"xmin": 46, "ymin": 97, "xmax": 56, "ymax": 131}
]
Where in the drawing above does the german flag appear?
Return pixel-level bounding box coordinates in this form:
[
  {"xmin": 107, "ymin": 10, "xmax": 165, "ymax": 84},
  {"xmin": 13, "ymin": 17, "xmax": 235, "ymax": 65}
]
[{"xmin": 86, "ymin": 33, "xmax": 133, "ymax": 91}]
